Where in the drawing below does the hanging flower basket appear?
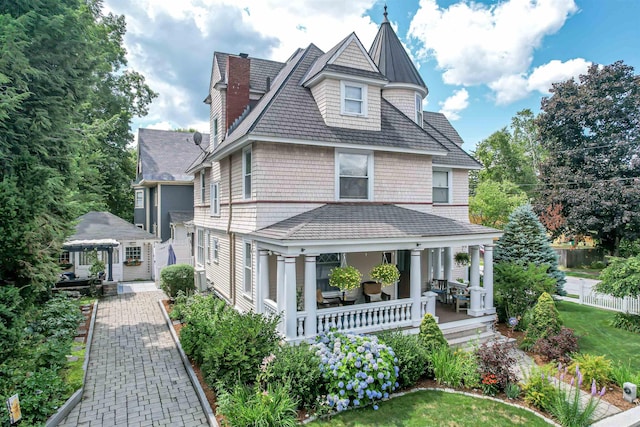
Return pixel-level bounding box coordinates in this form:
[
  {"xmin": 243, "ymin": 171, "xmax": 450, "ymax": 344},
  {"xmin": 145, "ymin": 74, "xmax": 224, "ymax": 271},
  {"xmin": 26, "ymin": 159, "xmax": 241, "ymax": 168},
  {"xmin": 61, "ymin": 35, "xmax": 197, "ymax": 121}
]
[
  {"xmin": 454, "ymin": 252, "xmax": 470, "ymax": 267},
  {"xmin": 124, "ymin": 259, "xmax": 142, "ymax": 267},
  {"xmin": 329, "ymin": 265, "xmax": 362, "ymax": 292},
  {"xmin": 370, "ymin": 263, "xmax": 400, "ymax": 286}
]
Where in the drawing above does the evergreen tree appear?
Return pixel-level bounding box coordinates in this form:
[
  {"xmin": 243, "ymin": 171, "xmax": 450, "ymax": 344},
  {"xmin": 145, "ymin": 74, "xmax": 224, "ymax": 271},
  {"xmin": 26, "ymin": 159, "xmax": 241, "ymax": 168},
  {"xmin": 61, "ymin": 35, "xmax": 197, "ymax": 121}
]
[{"xmin": 494, "ymin": 204, "xmax": 565, "ymax": 295}]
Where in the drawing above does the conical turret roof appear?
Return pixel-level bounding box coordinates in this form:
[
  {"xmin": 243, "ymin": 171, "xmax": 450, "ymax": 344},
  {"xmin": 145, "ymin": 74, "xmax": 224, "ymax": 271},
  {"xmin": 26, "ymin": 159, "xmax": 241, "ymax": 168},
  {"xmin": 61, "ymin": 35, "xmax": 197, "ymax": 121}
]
[{"xmin": 369, "ymin": 7, "xmax": 427, "ymax": 93}]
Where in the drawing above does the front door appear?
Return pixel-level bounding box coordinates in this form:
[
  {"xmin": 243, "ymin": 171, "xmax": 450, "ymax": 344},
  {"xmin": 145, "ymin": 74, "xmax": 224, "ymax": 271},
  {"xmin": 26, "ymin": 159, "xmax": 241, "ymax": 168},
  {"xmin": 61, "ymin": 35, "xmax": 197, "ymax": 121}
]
[{"xmin": 397, "ymin": 250, "xmax": 411, "ymax": 298}]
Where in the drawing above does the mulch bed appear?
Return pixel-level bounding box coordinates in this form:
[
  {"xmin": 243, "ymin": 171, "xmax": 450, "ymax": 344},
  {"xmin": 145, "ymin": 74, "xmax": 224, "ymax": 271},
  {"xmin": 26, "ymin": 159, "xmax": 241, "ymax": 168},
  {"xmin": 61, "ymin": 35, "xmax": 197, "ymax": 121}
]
[{"xmin": 76, "ymin": 303, "xmax": 94, "ymax": 344}]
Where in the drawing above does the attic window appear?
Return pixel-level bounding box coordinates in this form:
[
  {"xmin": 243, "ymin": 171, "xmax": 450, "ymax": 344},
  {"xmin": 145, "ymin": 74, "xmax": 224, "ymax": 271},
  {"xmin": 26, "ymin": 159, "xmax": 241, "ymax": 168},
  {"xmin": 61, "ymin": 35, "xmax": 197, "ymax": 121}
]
[{"xmin": 341, "ymin": 82, "xmax": 367, "ymax": 116}]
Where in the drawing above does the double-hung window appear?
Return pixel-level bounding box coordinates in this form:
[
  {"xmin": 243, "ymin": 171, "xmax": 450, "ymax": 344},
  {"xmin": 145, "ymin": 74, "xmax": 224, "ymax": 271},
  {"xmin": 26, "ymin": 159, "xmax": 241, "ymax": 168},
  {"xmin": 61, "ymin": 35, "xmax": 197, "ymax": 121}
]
[
  {"xmin": 415, "ymin": 93, "xmax": 423, "ymax": 125},
  {"xmin": 197, "ymin": 229, "xmax": 205, "ymax": 265},
  {"xmin": 212, "ymin": 237, "xmax": 219, "ymax": 263},
  {"xmin": 341, "ymin": 82, "xmax": 367, "ymax": 116},
  {"xmin": 337, "ymin": 151, "xmax": 371, "ymax": 200},
  {"xmin": 432, "ymin": 170, "xmax": 450, "ymax": 203},
  {"xmin": 200, "ymin": 172, "xmax": 206, "ymax": 203},
  {"xmin": 243, "ymin": 241, "xmax": 252, "ymax": 295},
  {"xmin": 135, "ymin": 190, "xmax": 144, "ymax": 208},
  {"xmin": 213, "ymin": 118, "xmax": 219, "ymax": 148},
  {"xmin": 210, "ymin": 182, "xmax": 220, "ymax": 216},
  {"xmin": 243, "ymin": 147, "xmax": 252, "ymax": 199},
  {"xmin": 206, "ymin": 230, "xmax": 211, "ymax": 263}
]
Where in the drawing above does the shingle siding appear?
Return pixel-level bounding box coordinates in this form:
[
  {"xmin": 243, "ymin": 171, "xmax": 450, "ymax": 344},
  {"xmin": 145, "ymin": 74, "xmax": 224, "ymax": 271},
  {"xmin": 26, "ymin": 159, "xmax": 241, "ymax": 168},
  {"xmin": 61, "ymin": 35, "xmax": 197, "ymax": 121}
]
[
  {"xmin": 382, "ymin": 88, "xmax": 418, "ymax": 123},
  {"xmin": 374, "ymin": 152, "xmax": 431, "ymax": 202},
  {"xmin": 312, "ymin": 78, "xmax": 382, "ymax": 131},
  {"xmin": 332, "ymin": 40, "xmax": 376, "ymax": 71}
]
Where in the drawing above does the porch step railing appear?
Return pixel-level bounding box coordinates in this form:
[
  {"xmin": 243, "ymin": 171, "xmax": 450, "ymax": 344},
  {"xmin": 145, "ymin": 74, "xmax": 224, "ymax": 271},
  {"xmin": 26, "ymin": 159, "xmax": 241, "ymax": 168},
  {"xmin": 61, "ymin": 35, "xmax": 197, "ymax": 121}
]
[{"xmin": 314, "ymin": 299, "xmax": 414, "ymax": 336}]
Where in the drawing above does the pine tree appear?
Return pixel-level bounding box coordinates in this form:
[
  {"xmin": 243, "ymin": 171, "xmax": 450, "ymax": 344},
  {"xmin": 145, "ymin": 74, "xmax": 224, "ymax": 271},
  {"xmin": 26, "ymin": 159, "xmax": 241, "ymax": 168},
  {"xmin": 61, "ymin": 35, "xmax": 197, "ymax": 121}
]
[{"xmin": 495, "ymin": 204, "xmax": 565, "ymax": 294}]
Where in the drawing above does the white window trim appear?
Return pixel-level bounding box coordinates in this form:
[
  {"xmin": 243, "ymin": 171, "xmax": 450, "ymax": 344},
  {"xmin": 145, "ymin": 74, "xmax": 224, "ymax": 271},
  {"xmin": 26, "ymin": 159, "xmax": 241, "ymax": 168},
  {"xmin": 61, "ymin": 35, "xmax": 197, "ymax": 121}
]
[
  {"xmin": 432, "ymin": 168, "xmax": 452, "ymax": 204},
  {"xmin": 415, "ymin": 92, "xmax": 423, "ymax": 125},
  {"xmin": 242, "ymin": 146, "xmax": 252, "ymax": 200},
  {"xmin": 213, "ymin": 237, "xmax": 219, "ymax": 264},
  {"xmin": 335, "ymin": 149, "xmax": 374, "ymax": 201},
  {"xmin": 340, "ymin": 81, "xmax": 368, "ymax": 117},
  {"xmin": 196, "ymin": 229, "xmax": 205, "ymax": 266},
  {"xmin": 200, "ymin": 172, "xmax": 206, "ymax": 203},
  {"xmin": 213, "ymin": 117, "xmax": 219, "ymax": 148},
  {"xmin": 134, "ymin": 189, "xmax": 144, "ymax": 208},
  {"xmin": 210, "ymin": 181, "xmax": 220, "ymax": 216},
  {"xmin": 206, "ymin": 230, "xmax": 211, "ymax": 264},
  {"xmin": 243, "ymin": 240, "xmax": 253, "ymax": 299}
]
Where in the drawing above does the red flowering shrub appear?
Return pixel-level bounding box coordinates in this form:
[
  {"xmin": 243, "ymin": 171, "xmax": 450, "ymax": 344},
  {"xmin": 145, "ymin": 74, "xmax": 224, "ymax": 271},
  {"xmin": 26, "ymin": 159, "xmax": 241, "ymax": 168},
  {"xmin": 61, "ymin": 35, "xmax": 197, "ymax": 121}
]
[
  {"xmin": 475, "ymin": 338, "xmax": 517, "ymax": 391},
  {"xmin": 533, "ymin": 327, "xmax": 578, "ymax": 363}
]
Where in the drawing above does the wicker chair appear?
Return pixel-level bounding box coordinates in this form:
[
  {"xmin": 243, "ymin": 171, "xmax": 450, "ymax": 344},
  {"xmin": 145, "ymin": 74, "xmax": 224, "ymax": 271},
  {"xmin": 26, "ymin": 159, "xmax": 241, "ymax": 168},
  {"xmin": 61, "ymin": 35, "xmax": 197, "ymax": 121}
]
[{"xmin": 361, "ymin": 281, "xmax": 391, "ymax": 303}]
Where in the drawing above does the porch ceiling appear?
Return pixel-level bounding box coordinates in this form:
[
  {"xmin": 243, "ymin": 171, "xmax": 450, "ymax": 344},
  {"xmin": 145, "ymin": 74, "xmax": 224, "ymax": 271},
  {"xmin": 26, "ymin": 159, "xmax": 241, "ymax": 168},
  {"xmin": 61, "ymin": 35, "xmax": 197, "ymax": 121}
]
[{"xmin": 251, "ymin": 204, "xmax": 501, "ymax": 246}]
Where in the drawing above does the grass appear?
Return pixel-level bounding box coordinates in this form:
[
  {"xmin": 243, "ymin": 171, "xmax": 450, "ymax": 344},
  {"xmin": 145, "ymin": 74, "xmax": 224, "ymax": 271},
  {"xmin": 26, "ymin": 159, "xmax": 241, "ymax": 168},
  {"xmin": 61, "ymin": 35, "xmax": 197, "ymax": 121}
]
[
  {"xmin": 557, "ymin": 300, "xmax": 640, "ymax": 372},
  {"xmin": 309, "ymin": 390, "xmax": 550, "ymax": 427},
  {"xmin": 559, "ymin": 267, "xmax": 602, "ymax": 279},
  {"xmin": 63, "ymin": 344, "xmax": 86, "ymax": 392}
]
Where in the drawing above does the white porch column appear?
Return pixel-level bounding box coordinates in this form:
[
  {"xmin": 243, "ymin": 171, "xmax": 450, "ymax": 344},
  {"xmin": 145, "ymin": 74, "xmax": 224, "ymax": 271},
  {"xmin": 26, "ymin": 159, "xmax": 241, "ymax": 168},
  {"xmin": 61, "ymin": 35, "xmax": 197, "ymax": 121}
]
[
  {"xmin": 468, "ymin": 245, "xmax": 483, "ymax": 316},
  {"xmin": 304, "ymin": 255, "xmax": 317, "ymax": 338},
  {"xmin": 425, "ymin": 249, "xmax": 433, "ymax": 284},
  {"xmin": 433, "ymin": 248, "xmax": 442, "ymax": 280},
  {"xmin": 483, "ymin": 244, "xmax": 496, "ymax": 314},
  {"xmin": 283, "ymin": 256, "xmax": 298, "ymax": 340},
  {"xmin": 257, "ymin": 250, "xmax": 269, "ymax": 314},
  {"xmin": 443, "ymin": 247, "xmax": 452, "ymax": 283},
  {"xmin": 276, "ymin": 256, "xmax": 285, "ymax": 332},
  {"xmin": 410, "ymin": 249, "xmax": 422, "ymax": 325}
]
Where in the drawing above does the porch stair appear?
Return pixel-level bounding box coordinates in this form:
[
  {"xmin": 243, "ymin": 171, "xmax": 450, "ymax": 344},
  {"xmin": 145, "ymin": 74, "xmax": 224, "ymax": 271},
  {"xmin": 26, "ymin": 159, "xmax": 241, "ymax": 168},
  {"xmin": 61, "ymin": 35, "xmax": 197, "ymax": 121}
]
[{"xmin": 439, "ymin": 315, "xmax": 497, "ymax": 348}]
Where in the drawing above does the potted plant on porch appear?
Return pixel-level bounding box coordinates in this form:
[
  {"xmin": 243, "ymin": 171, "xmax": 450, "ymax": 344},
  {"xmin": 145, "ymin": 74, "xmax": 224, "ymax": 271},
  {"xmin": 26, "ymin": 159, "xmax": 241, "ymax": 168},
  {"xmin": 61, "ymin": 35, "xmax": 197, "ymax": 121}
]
[{"xmin": 329, "ymin": 265, "xmax": 362, "ymax": 302}]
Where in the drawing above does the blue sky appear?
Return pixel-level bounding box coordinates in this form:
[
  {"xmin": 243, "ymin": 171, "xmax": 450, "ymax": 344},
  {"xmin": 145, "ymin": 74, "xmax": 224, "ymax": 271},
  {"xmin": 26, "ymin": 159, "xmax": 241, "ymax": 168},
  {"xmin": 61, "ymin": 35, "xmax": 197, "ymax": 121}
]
[{"xmin": 103, "ymin": 0, "xmax": 640, "ymax": 152}]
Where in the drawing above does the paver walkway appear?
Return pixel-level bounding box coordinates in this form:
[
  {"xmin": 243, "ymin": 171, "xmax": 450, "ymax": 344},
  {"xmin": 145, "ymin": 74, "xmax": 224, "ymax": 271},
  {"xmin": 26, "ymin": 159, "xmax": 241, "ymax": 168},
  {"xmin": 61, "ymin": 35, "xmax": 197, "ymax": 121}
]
[{"xmin": 60, "ymin": 291, "xmax": 208, "ymax": 427}]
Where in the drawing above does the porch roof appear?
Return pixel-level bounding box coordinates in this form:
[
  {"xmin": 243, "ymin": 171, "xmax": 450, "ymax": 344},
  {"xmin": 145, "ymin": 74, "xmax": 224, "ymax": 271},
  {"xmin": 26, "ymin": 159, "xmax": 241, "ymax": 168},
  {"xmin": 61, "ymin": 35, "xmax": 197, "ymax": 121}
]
[{"xmin": 251, "ymin": 204, "xmax": 501, "ymax": 243}]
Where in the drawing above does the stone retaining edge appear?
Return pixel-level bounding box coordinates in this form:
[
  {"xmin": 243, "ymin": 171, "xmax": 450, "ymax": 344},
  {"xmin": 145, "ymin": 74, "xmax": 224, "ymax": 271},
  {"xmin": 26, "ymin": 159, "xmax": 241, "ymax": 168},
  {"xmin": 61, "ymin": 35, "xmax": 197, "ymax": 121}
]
[
  {"xmin": 158, "ymin": 299, "xmax": 218, "ymax": 427},
  {"xmin": 46, "ymin": 300, "xmax": 99, "ymax": 427},
  {"xmin": 592, "ymin": 406, "xmax": 640, "ymax": 427}
]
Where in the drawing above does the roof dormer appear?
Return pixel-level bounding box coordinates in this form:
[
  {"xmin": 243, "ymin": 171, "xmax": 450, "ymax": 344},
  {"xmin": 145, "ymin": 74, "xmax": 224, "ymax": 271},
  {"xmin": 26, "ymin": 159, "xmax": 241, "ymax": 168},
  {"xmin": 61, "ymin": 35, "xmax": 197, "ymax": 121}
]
[{"xmin": 303, "ymin": 33, "xmax": 387, "ymax": 131}]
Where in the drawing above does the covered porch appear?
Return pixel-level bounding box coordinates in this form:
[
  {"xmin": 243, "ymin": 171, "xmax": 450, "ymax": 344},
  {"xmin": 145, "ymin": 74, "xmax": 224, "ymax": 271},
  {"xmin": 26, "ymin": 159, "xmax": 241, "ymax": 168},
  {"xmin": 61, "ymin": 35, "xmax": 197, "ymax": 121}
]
[{"xmin": 250, "ymin": 204, "xmax": 501, "ymax": 343}]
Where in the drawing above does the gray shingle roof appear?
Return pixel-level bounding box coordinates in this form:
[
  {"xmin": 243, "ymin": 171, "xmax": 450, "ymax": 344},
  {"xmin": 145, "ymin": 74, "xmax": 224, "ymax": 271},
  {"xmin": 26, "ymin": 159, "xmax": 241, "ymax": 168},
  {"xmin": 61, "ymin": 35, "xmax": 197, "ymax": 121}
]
[
  {"xmin": 252, "ymin": 204, "xmax": 499, "ymax": 241},
  {"xmin": 216, "ymin": 45, "xmax": 448, "ymax": 155},
  {"xmin": 369, "ymin": 21, "xmax": 427, "ymax": 90},
  {"xmin": 212, "ymin": 52, "xmax": 285, "ymax": 93},
  {"xmin": 137, "ymin": 129, "xmax": 209, "ymax": 183},
  {"xmin": 69, "ymin": 211, "xmax": 158, "ymax": 242},
  {"xmin": 422, "ymin": 112, "xmax": 481, "ymax": 169},
  {"xmin": 168, "ymin": 211, "xmax": 193, "ymax": 224}
]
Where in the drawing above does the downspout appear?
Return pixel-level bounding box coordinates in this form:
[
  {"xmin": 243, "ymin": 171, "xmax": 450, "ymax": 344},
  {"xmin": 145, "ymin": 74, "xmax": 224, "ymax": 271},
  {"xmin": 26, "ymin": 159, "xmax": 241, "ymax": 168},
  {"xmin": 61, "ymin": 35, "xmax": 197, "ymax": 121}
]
[{"xmin": 227, "ymin": 155, "xmax": 236, "ymax": 306}]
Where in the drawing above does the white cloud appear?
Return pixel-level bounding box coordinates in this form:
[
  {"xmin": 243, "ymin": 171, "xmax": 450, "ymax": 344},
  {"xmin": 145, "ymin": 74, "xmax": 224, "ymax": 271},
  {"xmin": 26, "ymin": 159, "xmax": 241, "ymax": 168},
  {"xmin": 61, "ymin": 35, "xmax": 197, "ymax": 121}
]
[
  {"xmin": 489, "ymin": 58, "xmax": 591, "ymax": 104},
  {"xmin": 146, "ymin": 121, "xmax": 175, "ymax": 130},
  {"xmin": 408, "ymin": 0, "xmax": 578, "ymax": 101},
  {"xmin": 439, "ymin": 88, "xmax": 469, "ymax": 120}
]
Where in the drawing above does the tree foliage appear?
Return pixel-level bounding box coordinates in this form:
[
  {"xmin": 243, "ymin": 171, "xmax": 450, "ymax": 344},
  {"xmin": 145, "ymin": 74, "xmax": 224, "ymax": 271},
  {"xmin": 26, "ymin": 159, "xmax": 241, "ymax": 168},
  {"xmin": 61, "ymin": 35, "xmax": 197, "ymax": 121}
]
[
  {"xmin": 0, "ymin": 0, "xmax": 154, "ymax": 296},
  {"xmin": 470, "ymin": 180, "xmax": 527, "ymax": 228},
  {"xmin": 494, "ymin": 204, "xmax": 565, "ymax": 294},
  {"xmin": 595, "ymin": 255, "xmax": 640, "ymax": 298},
  {"xmin": 535, "ymin": 61, "xmax": 640, "ymax": 255}
]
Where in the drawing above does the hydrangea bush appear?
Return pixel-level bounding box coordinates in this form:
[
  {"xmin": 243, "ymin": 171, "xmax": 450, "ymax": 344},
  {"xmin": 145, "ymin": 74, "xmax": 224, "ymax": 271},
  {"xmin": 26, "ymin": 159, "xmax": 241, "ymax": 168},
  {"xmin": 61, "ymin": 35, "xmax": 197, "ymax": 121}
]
[{"xmin": 314, "ymin": 331, "xmax": 399, "ymax": 412}]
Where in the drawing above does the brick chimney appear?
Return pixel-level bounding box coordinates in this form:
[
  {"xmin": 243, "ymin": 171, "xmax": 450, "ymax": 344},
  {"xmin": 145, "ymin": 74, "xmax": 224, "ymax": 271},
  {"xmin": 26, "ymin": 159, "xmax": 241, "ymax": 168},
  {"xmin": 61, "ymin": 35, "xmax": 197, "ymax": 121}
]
[{"xmin": 225, "ymin": 54, "xmax": 250, "ymax": 132}]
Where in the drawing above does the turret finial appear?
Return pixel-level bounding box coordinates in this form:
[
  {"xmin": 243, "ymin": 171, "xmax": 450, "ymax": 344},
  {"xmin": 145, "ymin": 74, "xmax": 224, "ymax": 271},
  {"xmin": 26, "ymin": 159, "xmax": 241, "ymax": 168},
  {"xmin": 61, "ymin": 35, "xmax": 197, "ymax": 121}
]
[{"xmin": 383, "ymin": 4, "xmax": 389, "ymax": 23}]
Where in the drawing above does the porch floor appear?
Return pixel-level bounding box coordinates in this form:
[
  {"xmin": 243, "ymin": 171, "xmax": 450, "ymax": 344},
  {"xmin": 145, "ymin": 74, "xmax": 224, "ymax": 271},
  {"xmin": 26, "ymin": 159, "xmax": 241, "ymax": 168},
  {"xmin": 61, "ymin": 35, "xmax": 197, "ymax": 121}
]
[{"xmin": 435, "ymin": 300, "xmax": 473, "ymax": 324}]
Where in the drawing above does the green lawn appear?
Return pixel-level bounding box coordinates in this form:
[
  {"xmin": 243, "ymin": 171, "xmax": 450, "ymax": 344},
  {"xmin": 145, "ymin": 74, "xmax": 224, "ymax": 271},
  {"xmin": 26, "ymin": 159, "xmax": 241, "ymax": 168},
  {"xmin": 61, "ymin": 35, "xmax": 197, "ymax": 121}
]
[
  {"xmin": 309, "ymin": 390, "xmax": 550, "ymax": 427},
  {"xmin": 557, "ymin": 300, "xmax": 640, "ymax": 372}
]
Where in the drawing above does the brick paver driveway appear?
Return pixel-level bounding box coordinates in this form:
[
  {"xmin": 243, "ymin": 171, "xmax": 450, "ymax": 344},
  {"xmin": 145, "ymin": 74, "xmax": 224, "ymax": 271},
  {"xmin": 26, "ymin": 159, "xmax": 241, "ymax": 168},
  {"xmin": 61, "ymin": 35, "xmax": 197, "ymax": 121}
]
[{"xmin": 60, "ymin": 291, "xmax": 207, "ymax": 427}]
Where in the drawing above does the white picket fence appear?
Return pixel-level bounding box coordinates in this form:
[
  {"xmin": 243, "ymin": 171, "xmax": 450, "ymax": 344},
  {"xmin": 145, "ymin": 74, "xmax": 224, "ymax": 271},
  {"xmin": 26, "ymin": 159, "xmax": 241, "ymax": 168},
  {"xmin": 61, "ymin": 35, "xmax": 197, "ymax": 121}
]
[{"xmin": 567, "ymin": 281, "xmax": 640, "ymax": 314}]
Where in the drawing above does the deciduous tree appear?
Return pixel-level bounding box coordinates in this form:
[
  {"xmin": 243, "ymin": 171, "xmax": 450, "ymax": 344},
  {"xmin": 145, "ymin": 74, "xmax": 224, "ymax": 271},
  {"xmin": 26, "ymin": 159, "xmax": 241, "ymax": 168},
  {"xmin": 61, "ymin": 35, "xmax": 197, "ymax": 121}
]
[{"xmin": 535, "ymin": 61, "xmax": 640, "ymax": 255}]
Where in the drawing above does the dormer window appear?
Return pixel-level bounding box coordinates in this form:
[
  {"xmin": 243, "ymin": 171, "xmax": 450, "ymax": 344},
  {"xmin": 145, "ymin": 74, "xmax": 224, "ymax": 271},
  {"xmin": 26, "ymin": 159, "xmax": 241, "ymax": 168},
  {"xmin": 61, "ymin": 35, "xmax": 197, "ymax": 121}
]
[
  {"xmin": 341, "ymin": 82, "xmax": 367, "ymax": 116},
  {"xmin": 415, "ymin": 93, "xmax": 423, "ymax": 125}
]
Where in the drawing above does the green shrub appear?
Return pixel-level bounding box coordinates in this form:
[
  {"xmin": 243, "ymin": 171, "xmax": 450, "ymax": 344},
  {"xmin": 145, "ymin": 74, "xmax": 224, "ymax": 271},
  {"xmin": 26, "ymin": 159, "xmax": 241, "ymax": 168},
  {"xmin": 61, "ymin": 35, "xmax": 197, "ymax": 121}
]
[
  {"xmin": 590, "ymin": 260, "xmax": 607, "ymax": 270},
  {"xmin": 257, "ymin": 343, "xmax": 324, "ymax": 410},
  {"xmin": 522, "ymin": 365, "xmax": 557, "ymax": 411},
  {"xmin": 569, "ymin": 354, "xmax": 612, "ymax": 389},
  {"xmin": 430, "ymin": 346, "xmax": 479, "ymax": 389},
  {"xmin": 160, "ymin": 264, "xmax": 195, "ymax": 298},
  {"xmin": 31, "ymin": 294, "xmax": 83, "ymax": 342},
  {"xmin": 178, "ymin": 294, "xmax": 228, "ymax": 364},
  {"xmin": 216, "ymin": 382, "xmax": 298, "ymax": 427},
  {"xmin": 168, "ymin": 290, "xmax": 190, "ymax": 321},
  {"xmin": 494, "ymin": 262, "xmax": 556, "ymax": 327},
  {"xmin": 610, "ymin": 360, "xmax": 640, "ymax": 388},
  {"xmin": 314, "ymin": 331, "xmax": 399, "ymax": 412},
  {"xmin": 201, "ymin": 310, "xmax": 280, "ymax": 391},
  {"xmin": 610, "ymin": 312, "xmax": 640, "ymax": 333},
  {"xmin": 418, "ymin": 313, "xmax": 447, "ymax": 351},
  {"xmin": 522, "ymin": 292, "xmax": 561, "ymax": 350},
  {"xmin": 0, "ymin": 286, "xmax": 27, "ymax": 360},
  {"xmin": 505, "ymin": 382, "xmax": 521, "ymax": 399},
  {"xmin": 378, "ymin": 331, "xmax": 429, "ymax": 388}
]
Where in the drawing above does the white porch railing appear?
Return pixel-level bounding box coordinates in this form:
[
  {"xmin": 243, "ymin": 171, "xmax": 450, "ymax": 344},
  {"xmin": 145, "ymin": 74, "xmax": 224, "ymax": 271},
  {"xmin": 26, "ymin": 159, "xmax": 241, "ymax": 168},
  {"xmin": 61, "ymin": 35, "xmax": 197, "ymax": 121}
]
[
  {"xmin": 313, "ymin": 299, "xmax": 414, "ymax": 336},
  {"xmin": 264, "ymin": 299, "xmax": 279, "ymax": 317}
]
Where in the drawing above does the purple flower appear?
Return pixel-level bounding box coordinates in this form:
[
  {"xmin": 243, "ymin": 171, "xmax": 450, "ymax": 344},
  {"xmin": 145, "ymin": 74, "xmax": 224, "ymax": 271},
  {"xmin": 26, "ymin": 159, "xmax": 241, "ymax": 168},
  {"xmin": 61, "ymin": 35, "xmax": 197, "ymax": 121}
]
[
  {"xmin": 600, "ymin": 386, "xmax": 606, "ymax": 397},
  {"xmin": 508, "ymin": 317, "xmax": 518, "ymax": 327},
  {"xmin": 591, "ymin": 379, "xmax": 597, "ymax": 396},
  {"xmin": 373, "ymin": 405, "xmax": 379, "ymax": 410}
]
